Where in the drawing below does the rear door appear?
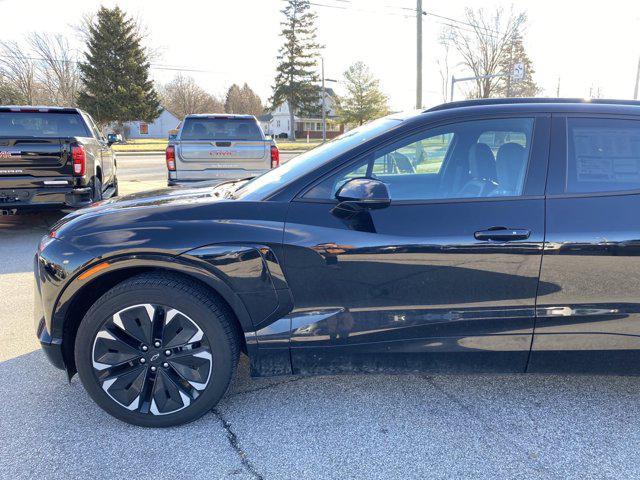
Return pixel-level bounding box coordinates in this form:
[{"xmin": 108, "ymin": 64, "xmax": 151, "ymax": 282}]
[
  {"xmin": 177, "ymin": 116, "xmax": 269, "ymax": 173},
  {"xmin": 530, "ymin": 114, "xmax": 640, "ymax": 373},
  {"xmin": 282, "ymin": 114, "xmax": 551, "ymax": 374}
]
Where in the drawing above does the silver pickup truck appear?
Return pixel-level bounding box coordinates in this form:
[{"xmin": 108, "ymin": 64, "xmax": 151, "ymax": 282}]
[{"xmin": 166, "ymin": 114, "xmax": 279, "ymax": 186}]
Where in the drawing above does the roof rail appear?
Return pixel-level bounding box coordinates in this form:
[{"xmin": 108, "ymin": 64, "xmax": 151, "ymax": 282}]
[{"xmin": 424, "ymin": 97, "xmax": 640, "ymax": 113}]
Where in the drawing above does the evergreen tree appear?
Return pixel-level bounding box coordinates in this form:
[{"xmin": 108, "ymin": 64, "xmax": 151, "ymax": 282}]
[
  {"xmin": 271, "ymin": 0, "xmax": 322, "ymax": 139},
  {"xmin": 337, "ymin": 62, "xmax": 389, "ymax": 127},
  {"xmin": 495, "ymin": 33, "xmax": 541, "ymax": 97},
  {"xmin": 77, "ymin": 6, "xmax": 161, "ymax": 126},
  {"xmin": 225, "ymin": 83, "xmax": 263, "ymax": 117}
]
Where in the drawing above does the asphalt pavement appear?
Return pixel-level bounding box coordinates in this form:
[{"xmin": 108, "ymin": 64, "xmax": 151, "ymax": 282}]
[{"xmin": 1, "ymin": 155, "xmax": 640, "ymax": 479}]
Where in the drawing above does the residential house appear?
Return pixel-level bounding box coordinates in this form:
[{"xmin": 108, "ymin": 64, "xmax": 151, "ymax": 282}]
[
  {"xmin": 122, "ymin": 108, "xmax": 180, "ymax": 139},
  {"xmin": 259, "ymin": 88, "xmax": 344, "ymax": 140}
]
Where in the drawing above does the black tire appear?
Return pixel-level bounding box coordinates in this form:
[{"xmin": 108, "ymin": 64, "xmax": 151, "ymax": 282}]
[
  {"xmin": 92, "ymin": 176, "xmax": 103, "ymax": 202},
  {"xmin": 75, "ymin": 273, "xmax": 240, "ymax": 427},
  {"xmin": 112, "ymin": 174, "xmax": 119, "ymax": 197}
]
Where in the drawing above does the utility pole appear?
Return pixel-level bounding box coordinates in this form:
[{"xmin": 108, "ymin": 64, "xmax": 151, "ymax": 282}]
[
  {"xmin": 634, "ymin": 56, "xmax": 640, "ymax": 100},
  {"xmin": 556, "ymin": 77, "xmax": 561, "ymax": 97},
  {"xmin": 416, "ymin": 0, "xmax": 422, "ymax": 109}
]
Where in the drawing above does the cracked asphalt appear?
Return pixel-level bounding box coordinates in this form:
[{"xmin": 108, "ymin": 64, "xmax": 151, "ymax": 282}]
[{"xmin": 2, "ymin": 156, "xmax": 640, "ymax": 479}]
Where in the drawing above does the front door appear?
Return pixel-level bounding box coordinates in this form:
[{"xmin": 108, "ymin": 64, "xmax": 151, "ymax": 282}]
[{"xmin": 282, "ymin": 115, "xmax": 551, "ymax": 375}]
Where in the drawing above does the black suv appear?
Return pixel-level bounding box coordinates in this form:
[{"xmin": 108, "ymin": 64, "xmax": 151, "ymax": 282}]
[
  {"xmin": 0, "ymin": 106, "xmax": 119, "ymax": 213},
  {"xmin": 35, "ymin": 98, "xmax": 640, "ymax": 426}
]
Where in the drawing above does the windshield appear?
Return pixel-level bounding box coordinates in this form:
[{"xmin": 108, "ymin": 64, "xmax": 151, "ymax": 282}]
[
  {"xmin": 181, "ymin": 117, "xmax": 263, "ymax": 141},
  {"xmin": 0, "ymin": 112, "xmax": 90, "ymax": 138},
  {"xmin": 234, "ymin": 116, "xmax": 402, "ymax": 200}
]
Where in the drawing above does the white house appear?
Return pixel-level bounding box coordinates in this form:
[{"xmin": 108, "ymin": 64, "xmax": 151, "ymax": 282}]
[
  {"xmin": 122, "ymin": 108, "xmax": 180, "ymax": 139},
  {"xmin": 259, "ymin": 88, "xmax": 343, "ymax": 140}
]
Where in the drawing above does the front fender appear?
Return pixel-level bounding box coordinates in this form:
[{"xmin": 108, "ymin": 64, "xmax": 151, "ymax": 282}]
[{"xmin": 51, "ymin": 245, "xmax": 292, "ymax": 339}]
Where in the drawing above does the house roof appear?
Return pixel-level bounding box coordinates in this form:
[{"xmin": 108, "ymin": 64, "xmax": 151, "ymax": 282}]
[{"xmin": 257, "ymin": 113, "xmax": 273, "ymax": 122}]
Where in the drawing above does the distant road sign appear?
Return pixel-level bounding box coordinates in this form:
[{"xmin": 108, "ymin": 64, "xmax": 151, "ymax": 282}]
[{"xmin": 512, "ymin": 63, "xmax": 525, "ymax": 81}]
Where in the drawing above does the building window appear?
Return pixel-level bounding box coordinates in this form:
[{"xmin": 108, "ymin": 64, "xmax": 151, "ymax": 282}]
[
  {"xmin": 316, "ymin": 122, "xmax": 322, "ymax": 131},
  {"xmin": 139, "ymin": 122, "xmax": 149, "ymax": 135},
  {"xmin": 276, "ymin": 120, "xmax": 281, "ymax": 128}
]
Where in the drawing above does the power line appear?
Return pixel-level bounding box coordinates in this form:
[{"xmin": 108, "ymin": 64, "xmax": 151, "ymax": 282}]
[{"xmin": 0, "ymin": 53, "xmax": 228, "ymax": 74}]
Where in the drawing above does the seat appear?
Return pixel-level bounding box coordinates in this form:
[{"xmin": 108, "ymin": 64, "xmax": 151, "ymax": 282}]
[
  {"xmin": 458, "ymin": 143, "xmax": 497, "ymax": 197},
  {"xmin": 190, "ymin": 123, "xmax": 208, "ymax": 138},
  {"xmin": 494, "ymin": 142, "xmax": 527, "ymax": 196},
  {"xmin": 237, "ymin": 123, "xmax": 251, "ymax": 137}
]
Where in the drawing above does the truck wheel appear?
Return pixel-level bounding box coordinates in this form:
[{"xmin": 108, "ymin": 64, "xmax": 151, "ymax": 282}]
[
  {"xmin": 92, "ymin": 176, "xmax": 103, "ymax": 202},
  {"xmin": 74, "ymin": 273, "xmax": 240, "ymax": 427}
]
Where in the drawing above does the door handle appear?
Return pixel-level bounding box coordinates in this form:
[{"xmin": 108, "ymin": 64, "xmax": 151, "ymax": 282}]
[{"xmin": 474, "ymin": 227, "xmax": 531, "ymax": 241}]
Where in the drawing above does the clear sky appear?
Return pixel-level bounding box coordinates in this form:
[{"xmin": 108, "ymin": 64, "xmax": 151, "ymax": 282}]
[{"xmin": 1, "ymin": 0, "xmax": 638, "ymax": 110}]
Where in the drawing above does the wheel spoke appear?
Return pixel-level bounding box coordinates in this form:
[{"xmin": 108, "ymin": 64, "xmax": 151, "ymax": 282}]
[
  {"xmin": 152, "ymin": 305, "xmax": 166, "ymax": 345},
  {"xmin": 163, "ymin": 309, "xmax": 200, "ymax": 348},
  {"xmin": 138, "ymin": 366, "xmax": 158, "ymax": 415},
  {"xmin": 93, "ymin": 331, "xmax": 140, "ymax": 367},
  {"xmin": 113, "ymin": 304, "xmax": 155, "ymax": 345},
  {"xmin": 97, "ymin": 361, "xmax": 143, "ymax": 382}
]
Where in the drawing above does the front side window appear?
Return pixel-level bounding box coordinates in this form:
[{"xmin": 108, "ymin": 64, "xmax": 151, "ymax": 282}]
[
  {"xmin": 567, "ymin": 118, "xmax": 640, "ymax": 194},
  {"xmin": 304, "ymin": 117, "xmax": 534, "ymax": 201}
]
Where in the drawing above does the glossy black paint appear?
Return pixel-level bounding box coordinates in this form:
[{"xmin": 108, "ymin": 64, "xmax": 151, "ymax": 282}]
[{"xmin": 34, "ymin": 100, "xmax": 640, "ymax": 379}]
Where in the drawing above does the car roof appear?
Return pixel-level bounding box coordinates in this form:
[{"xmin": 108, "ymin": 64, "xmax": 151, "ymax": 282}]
[
  {"xmin": 184, "ymin": 113, "xmax": 256, "ymax": 119},
  {"xmin": 418, "ymin": 98, "xmax": 640, "ymax": 118},
  {"xmin": 0, "ymin": 106, "xmax": 81, "ymax": 114}
]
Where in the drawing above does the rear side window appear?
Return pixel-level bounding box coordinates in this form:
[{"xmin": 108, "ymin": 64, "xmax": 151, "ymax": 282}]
[
  {"xmin": 0, "ymin": 112, "xmax": 90, "ymax": 138},
  {"xmin": 567, "ymin": 118, "xmax": 640, "ymax": 193},
  {"xmin": 181, "ymin": 117, "xmax": 262, "ymax": 141}
]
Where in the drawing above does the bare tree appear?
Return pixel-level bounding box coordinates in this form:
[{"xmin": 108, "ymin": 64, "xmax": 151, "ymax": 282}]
[
  {"xmin": 437, "ymin": 32, "xmax": 453, "ymax": 103},
  {"xmin": 224, "ymin": 83, "xmax": 264, "ymax": 117},
  {"xmin": 0, "ymin": 41, "xmax": 40, "ymax": 104},
  {"xmin": 159, "ymin": 74, "xmax": 224, "ymax": 119},
  {"xmin": 447, "ymin": 7, "xmax": 526, "ymax": 99},
  {"xmin": 27, "ymin": 33, "xmax": 80, "ymax": 106}
]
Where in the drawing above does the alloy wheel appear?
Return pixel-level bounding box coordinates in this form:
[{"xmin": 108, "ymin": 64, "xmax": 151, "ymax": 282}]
[{"xmin": 91, "ymin": 304, "xmax": 213, "ymax": 416}]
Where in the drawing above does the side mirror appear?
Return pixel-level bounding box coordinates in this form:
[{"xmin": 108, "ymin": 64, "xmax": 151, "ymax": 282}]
[
  {"xmin": 107, "ymin": 133, "xmax": 122, "ymax": 145},
  {"xmin": 335, "ymin": 177, "xmax": 390, "ymax": 209}
]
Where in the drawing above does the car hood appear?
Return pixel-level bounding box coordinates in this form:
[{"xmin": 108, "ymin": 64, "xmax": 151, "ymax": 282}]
[{"xmin": 50, "ymin": 185, "xmax": 236, "ymax": 249}]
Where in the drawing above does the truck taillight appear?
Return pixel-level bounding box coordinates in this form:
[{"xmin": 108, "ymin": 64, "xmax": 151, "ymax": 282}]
[
  {"xmin": 166, "ymin": 146, "xmax": 176, "ymax": 171},
  {"xmin": 71, "ymin": 145, "xmax": 86, "ymax": 176},
  {"xmin": 270, "ymin": 145, "xmax": 280, "ymax": 169}
]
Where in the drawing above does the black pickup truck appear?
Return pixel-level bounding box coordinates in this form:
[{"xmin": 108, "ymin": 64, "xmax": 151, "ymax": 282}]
[{"xmin": 0, "ymin": 106, "xmax": 119, "ymax": 213}]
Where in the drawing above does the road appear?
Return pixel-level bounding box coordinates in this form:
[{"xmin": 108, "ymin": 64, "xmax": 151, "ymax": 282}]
[
  {"xmin": 115, "ymin": 152, "xmax": 300, "ymax": 194},
  {"xmin": 1, "ymin": 155, "xmax": 640, "ymax": 479}
]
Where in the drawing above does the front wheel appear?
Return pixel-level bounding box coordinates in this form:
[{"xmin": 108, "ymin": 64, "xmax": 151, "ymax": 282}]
[{"xmin": 75, "ymin": 273, "xmax": 239, "ymax": 427}]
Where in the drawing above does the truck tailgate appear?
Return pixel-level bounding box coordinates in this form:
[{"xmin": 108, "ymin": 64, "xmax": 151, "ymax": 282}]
[
  {"xmin": 179, "ymin": 140, "xmax": 268, "ymax": 162},
  {"xmin": 0, "ymin": 138, "xmax": 67, "ymax": 173}
]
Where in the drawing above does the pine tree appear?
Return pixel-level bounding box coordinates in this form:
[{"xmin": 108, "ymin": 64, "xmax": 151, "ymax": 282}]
[
  {"xmin": 77, "ymin": 6, "xmax": 161, "ymax": 126},
  {"xmin": 495, "ymin": 33, "xmax": 541, "ymax": 98},
  {"xmin": 271, "ymin": 0, "xmax": 322, "ymax": 139},
  {"xmin": 224, "ymin": 83, "xmax": 263, "ymax": 117},
  {"xmin": 337, "ymin": 62, "xmax": 389, "ymax": 127}
]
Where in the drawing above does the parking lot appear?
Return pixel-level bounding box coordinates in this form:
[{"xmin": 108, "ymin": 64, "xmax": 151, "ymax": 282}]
[{"xmin": 1, "ymin": 153, "xmax": 640, "ymax": 479}]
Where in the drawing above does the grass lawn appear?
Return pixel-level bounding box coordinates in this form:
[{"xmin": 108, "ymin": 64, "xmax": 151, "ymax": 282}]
[{"xmin": 112, "ymin": 138, "xmax": 321, "ymax": 152}]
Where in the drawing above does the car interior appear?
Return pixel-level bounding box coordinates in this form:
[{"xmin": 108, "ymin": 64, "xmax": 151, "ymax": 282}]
[{"xmin": 307, "ymin": 118, "xmax": 534, "ymax": 201}]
